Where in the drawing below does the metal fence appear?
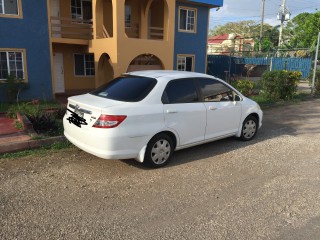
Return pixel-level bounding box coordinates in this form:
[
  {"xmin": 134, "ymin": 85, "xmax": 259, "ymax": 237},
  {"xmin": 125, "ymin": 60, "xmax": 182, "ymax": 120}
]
[{"xmin": 207, "ymin": 49, "xmax": 313, "ymax": 80}]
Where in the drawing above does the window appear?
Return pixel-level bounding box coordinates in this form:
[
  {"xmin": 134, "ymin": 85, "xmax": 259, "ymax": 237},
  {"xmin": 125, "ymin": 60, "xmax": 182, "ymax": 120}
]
[
  {"xmin": 0, "ymin": 0, "xmax": 19, "ymax": 16},
  {"xmin": 71, "ymin": 0, "xmax": 92, "ymax": 20},
  {"xmin": 91, "ymin": 76, "xmax": 157, "ymax": 102},
  {"xmin": 74, "ymin": 53, "xmax": 95, "ymax": 76},
  {"xmin": 0, "ymin": 51, "xmax": 25, "ymax": 80},
  {"xmin": 177, "ymin": 55, "xmax": 194, "ymax": 72},
  {"xmin": 198, "ymin": 78, "xmax": 235, "ymax": 102},
  {"xmin": 179, "ymin": 7, "xmax": 196, "ymax": 32},
  {"xmin": 162, "ymin": 78, "xmax": 198, "ymax": 104},
  {"xmin": 125, "ymin": 5, "xmax": 132, "ymax": 28}
]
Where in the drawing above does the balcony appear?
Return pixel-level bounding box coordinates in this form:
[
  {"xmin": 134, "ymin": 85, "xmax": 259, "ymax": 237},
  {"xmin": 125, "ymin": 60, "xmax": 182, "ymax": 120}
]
[
  {"xmin": 148, "ymin": 27, "xmax": 164, "ymax": 40},
  {"xmin": 50, "ymin": 16, "xmax": 93, "ymax": 41}
]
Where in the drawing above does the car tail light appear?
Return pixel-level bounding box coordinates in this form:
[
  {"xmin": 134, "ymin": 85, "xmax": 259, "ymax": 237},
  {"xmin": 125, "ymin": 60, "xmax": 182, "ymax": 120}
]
[{"xmin": 93, "ymin": 115, "xmax": 127, "ymax": 128}]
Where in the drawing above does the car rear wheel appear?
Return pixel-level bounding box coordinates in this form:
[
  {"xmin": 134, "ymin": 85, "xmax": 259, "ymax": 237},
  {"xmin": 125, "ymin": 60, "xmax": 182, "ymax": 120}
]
[
  {"xmin": 144, "ymin": 134, "xmax": 173, "ymax": 168},
  {"xmin": 240, "ymin": 116, "xmax": 258, "ymax": 141}
]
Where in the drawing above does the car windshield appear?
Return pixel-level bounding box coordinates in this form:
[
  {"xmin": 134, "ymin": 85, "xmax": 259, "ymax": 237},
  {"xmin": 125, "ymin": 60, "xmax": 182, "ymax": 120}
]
[{"xmin": 90, "ymin": 75, "xmax": 157, "ymax": 102}]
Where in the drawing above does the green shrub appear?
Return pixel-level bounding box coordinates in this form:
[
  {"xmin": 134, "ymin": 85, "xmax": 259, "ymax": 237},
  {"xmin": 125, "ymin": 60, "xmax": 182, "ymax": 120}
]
[
  {"xmin": 4, "ymin": 75, "xmax": 28, "ymax": 103},
  {"xmin": 6, "ymin": 103, "xmax": 66, "ymax": 136},
  {"xmin": 6, "ymin": 102, "xmax": 42, "ymax": 118},
  {"xmin": 27, "ymin": 112, "xmax": 61, "ymax": 136},
  {"xmin": 232, "ymin": 80, "xmax": 255, "ymax": 96},
  {"xmin": 261, "ymin": 70, "xmax": 302, "ymax": 100},
  {"xmin": 13, "ymin": 120, "xmax": 23, "ymax": 130}
]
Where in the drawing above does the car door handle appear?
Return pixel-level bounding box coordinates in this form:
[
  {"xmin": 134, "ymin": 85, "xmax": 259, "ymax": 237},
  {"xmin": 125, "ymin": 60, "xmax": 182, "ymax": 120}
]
[
  {"xmin": 166, "ymin": 109, "xmax": 177, "ymax": 114},
  {"xmin": 209, "ymin": 106, "xmax": 217, "ymax": 111}
]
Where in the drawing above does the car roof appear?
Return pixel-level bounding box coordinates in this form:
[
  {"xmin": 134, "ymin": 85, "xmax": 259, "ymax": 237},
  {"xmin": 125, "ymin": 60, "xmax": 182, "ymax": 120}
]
[{"xmin": 125, "ymin": 70, "xmax": 213, "ymax": 81}]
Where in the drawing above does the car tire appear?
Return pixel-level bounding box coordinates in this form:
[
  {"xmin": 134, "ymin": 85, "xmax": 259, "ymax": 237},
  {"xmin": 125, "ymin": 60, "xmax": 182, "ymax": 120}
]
[
  {"xmin": 240, "ymin": 115, "xmax": 258, "ymax": 141},
  {"xmin": 144, "ymin": 133, "xmax": 174, "ymax": 168}
]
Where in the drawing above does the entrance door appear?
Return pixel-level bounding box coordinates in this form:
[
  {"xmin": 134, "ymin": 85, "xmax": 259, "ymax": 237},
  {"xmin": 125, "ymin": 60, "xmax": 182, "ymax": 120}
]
[
  {"xmin": 53, "ymin": 53, "xmax": 65, "ymax": 93},
  {"xmin": 50, "ymin": 0, "xmax": 61, "ymax": 38}
]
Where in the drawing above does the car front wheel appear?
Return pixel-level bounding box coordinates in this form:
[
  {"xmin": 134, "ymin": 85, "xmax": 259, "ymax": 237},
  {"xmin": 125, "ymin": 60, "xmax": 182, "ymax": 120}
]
[
  {"xmin": 240, "ymin": 116, "xmax": 258, "ymax": 141},
  {"xmin": 144, "ymin": 134, "xmax": 173, "ymax": 168}
]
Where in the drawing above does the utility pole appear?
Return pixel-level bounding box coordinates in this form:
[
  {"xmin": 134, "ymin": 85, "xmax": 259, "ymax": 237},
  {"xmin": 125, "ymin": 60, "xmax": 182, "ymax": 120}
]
[
  {"xmin": 278, "ymin": 0, "xmax": 290, "ymax": 48},
  {"xmin": 259, "ymin": 0, "xmax": 266, "ymax": 53},
  {"xmin": 311, "ymin": 32, "xmax": 320, "ymax": 95}
]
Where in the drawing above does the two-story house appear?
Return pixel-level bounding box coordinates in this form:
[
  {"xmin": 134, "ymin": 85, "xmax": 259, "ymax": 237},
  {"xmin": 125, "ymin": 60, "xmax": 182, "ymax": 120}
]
[{"xmin": 0, "ymin": 0, "xmax": 223, "ymax": 102}]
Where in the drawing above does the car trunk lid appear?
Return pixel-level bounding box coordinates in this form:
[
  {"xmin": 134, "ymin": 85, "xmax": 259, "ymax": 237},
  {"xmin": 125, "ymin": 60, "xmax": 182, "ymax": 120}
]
[{"xmin": 65, "ymin": 93, "xmax": 124, "ymax": 128}]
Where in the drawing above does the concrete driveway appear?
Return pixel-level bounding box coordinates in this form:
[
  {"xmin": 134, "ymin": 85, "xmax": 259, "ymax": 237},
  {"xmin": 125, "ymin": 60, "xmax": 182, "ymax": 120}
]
[{"xmin": 1, "ymin": 98, "xmax": 320, "ymax": 240}]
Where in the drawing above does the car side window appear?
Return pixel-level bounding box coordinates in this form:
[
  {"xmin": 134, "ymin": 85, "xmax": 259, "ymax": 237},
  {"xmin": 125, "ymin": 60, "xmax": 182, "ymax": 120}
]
[
  {"xmin": 198, "ymin": 78, "xmax": 235, "ymax": 102},
  {"xmin": 162, "ymin": 78, "xmax": 198, "ymax": 104}
]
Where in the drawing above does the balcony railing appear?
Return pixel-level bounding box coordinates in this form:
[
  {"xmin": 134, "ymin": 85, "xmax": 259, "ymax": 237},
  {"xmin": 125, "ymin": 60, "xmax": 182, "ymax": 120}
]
[
  {"xmin": 50, "ymin": 16, "xmax": 93, "ymax": 40},
  {"xmin": 148, "ymin": 27, "xmax": 164, "ymax": 40}
]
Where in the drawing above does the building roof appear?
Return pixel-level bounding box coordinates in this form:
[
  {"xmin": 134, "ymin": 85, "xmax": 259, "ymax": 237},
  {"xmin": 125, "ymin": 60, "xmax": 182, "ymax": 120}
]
[
  {"xmin": 208, "ymin": 34, "xmax": 245, "ymax": 44},
  {"xmin": 186, "ymin": 0, "xmax": 223, "ymax": 7},
  {"xmin": 208, "ymin": 34, "xmax": 229, "ymax": 44}
]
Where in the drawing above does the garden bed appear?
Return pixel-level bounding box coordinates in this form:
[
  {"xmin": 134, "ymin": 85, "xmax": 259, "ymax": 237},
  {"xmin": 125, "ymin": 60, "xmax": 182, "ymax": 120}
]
[{"xmin": 7, "ymin": 102, "xmax": 66, "ymax": 137}]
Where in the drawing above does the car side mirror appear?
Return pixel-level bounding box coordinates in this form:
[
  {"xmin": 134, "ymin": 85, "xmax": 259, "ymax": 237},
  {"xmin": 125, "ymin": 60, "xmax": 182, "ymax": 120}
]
[{"xmin": 234, "ymin": 95, "xmax": 241, "ymax": 102}]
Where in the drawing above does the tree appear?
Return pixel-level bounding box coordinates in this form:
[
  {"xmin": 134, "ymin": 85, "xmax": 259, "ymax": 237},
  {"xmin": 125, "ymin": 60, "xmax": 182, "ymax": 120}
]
[
  {"xmin": 284, "ymin": 11, "xmax": 320, "ymax": 49},
  {"xmin": 254, "ymin": 25, "xmax": 280, "ymax": 52},
  {"xmin": 209, "ymin": 20, "xmax": 260, "ymax": 38}
]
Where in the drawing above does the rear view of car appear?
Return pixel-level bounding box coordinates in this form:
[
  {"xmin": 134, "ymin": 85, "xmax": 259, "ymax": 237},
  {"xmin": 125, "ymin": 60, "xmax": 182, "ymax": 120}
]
[
  {"xmin": 63, "ymin": 75, "xmax": 161, "ymax": 161},
  {"xmin": 64, "ymin": 70, "xmax": 262, "ymax": 168}
]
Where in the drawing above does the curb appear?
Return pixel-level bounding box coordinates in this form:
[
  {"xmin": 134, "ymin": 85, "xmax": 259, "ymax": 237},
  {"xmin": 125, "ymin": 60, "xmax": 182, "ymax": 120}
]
[{"xmin": 0, "ymin": 136, "xmax": 66, "ymax": 154}]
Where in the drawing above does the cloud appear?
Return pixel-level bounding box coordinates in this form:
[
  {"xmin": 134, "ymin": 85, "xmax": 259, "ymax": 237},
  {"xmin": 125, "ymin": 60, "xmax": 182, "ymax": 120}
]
[{"xmin": 209, "ymin": 0, "xmax": 319, "ymax": 29}]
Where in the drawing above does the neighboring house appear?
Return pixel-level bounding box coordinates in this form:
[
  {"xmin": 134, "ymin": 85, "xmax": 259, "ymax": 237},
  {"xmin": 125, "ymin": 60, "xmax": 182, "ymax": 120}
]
[
  {"xmin": 208, "ymin": 33, "xmax": 254, "ymax": 55},
  {"xmin": 0, "ymin": 0, "xmax": 223, "ymax": 102}
]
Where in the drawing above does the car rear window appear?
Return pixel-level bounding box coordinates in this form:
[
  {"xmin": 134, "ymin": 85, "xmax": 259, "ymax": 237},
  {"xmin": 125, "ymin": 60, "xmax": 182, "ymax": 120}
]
[{"xmin": 90, "ymin": 75, "xmax": 157, "ymax": 102}]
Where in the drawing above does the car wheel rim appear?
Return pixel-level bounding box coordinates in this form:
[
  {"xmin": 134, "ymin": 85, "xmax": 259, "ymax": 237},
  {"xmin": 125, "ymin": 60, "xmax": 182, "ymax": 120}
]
[
  {"xmin": 243, "ymin": 120, "xmax": 256, "ymax": 139},
  {"xmin": 151, "ymin": 139, "xmax": 171, "ymax": 165}
]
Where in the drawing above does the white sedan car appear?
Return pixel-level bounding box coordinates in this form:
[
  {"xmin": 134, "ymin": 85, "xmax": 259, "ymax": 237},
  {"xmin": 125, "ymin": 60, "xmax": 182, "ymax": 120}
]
[{"xmin": 63, "ymin": 70, "xmax": 263, "ymax": 168}]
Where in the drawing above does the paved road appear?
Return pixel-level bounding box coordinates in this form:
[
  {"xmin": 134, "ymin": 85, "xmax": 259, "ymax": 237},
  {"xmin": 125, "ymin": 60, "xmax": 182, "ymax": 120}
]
[{"xmin": 1, "ymin": 98, "xmax": 320, "ymax": 240}]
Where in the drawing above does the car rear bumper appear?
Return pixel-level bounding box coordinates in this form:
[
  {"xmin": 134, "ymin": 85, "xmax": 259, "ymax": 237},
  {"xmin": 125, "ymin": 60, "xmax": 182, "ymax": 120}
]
[{"xmin": 63, "ymin": 117, "xmax": 149, "ymax": 160}]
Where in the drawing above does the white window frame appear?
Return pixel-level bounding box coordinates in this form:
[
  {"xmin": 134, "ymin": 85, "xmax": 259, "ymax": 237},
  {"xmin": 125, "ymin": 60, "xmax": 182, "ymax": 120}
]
[
  {"xmin": 0, "ymin": 0, "xmax": 21, "ymax": 17},
  {"xmin": 177, "ymin": 55, "xmax": 195, "ymax": 72},
  {"xmin": 0, "ymin": 50, "xmax": 25, "ymax": 80},
  {"xmin": 178, "ymin": 7, "xmax": 197, "ymax": 33},
  {"xmin": 74, "ymin": 53, "xmax": 95, "ymax": 77}
]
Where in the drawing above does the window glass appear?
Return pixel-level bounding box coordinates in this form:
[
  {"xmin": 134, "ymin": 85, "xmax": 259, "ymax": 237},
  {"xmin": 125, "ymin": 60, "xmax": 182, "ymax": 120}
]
[
  {"xmin": 74, "ymin": 53, "xmax": 94, "ymax": 76},
  {"xmin": 85, "ymin": 54, "xmax": 95, "ymax": 76},
  {"xmin": 125, "ymin": 5, "xmax": 131, "ymax": 28},
  {"xmin": 179, "ymin": 9, "xmax": 187, "ymax": 30},
  {"xmin": 187, "ymin": 10, "xmax": 195, "ymax": 31},
  {"xmin": 90, "ymin": 76, "xmax": 157, "ymax": 102},
  {"xmin": 0, "ymin": 51, "xmax": 24, "ymax": 80},
  {"xmin": 177, "ymin": 56, "xmax": 185, "ymax": 71},
  {"xmin": 0, "ymin": 1, "xmax": 3, "ymax": 14},
  {"xmin": 74, "ymin": 54, "xmax": 85, "ymax": 76},
  {"xmin": 0, "ymin": 52, "xmax": 8, "ymax": 79},
  {"xmin": 185, "ymin": 57, "xmax": 193, "ymax": 71},
  {"xmin": 198, "ymin": 78, "xmax": 234, "ymax": 102},
  {"xmin": 82, "ymin": 0, "xmax": 92, "ymax": 20},
  {"xmin": 71, "ymin": 0, "xmax": 82, "ymax": 19},
  {"xmin": 163, "ymin": 78, "xmax": 198, "ymax": 104},
  {"xmin": 3, "ymin": 0, "xmax": 18, "ymax": 15}
]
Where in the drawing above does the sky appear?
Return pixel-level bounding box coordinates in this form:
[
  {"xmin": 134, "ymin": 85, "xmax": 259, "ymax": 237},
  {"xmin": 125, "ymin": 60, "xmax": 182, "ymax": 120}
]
[{"xmin": 209, "ymin": 0, "xmax": 320, "ymax": 29}]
